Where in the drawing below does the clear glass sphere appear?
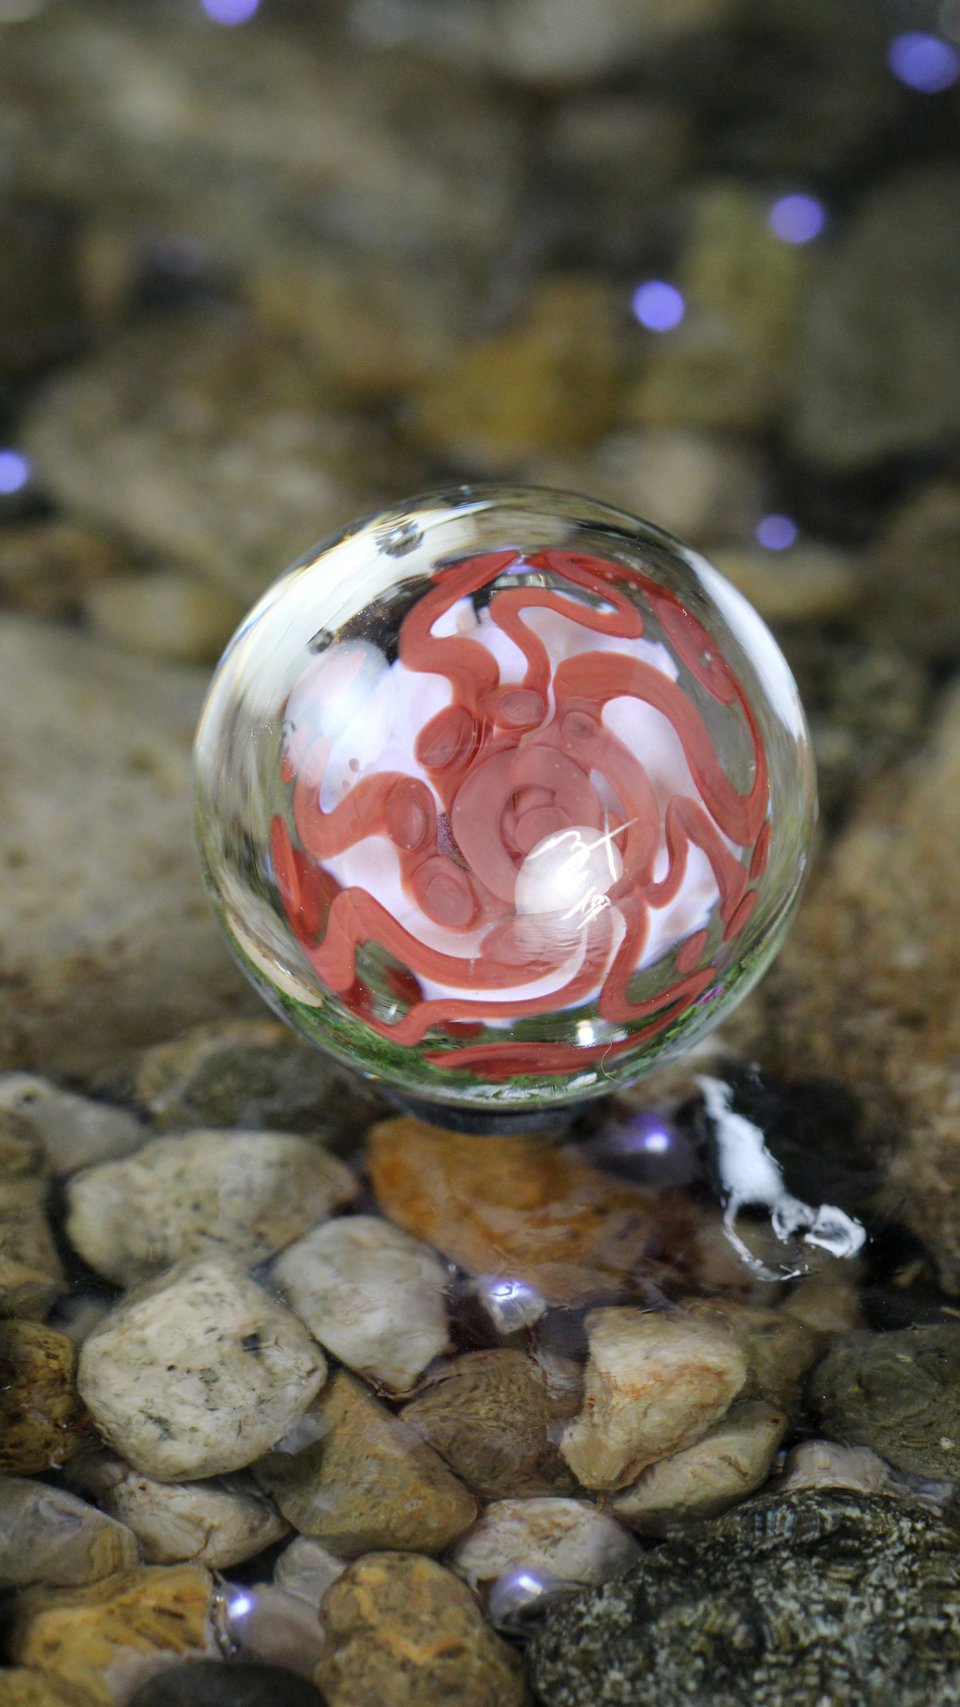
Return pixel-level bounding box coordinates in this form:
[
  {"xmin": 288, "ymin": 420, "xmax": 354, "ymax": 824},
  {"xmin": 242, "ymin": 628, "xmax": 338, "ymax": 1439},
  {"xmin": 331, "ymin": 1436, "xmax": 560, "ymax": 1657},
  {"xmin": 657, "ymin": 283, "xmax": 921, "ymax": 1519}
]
[{"xmin": 194, "ymin": 486, "xmax": 816, "ymax": 1116}]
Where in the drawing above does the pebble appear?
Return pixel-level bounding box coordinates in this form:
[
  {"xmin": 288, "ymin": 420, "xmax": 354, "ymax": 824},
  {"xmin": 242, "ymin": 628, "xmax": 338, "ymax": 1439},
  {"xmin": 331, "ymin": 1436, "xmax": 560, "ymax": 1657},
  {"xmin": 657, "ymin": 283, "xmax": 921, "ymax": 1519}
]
[
  {"xmin": 684, "ymin": 1299, "xmax": 820, "ymax": 1415},
  {"xmin": 809, "ymin": 1325, "xmax": 960, "ymax": 1482},
  {"xmin": 77, "ymin": 1256, "xmax": 327, "ymax": 1481},
  {"xmin": 219, "ymin": 1585, "xmax": 326, "ymax": 1679},
  {"xmin": 22, "ymin": 313, "xmax": 396, "ymax": 606},
  {"xmin": 744, "ymin": 679, "xmax": 960, "ymax": 1291},
  {"xmin": 0, "ymin": 1478, "xmax": 139, "ymax": 1589},
  {"xmin": 0, "ymin": 1675, "xmax": 94, "ymax": 1707},
  {"xmin": 0, "ymin": 1074, "xmax": 144, "ymax": 1177},
  {"xmin": 484, "ymin": 0, "xmax": 735, "ymax": 84},
  {"xmin": 628, "ymin": 181, "xmax": 807, "ymax": 432},
  {"xmin": 530, "ymin": 1491, "xmax": 960, "ymax": 1707},
  {"xmin": 779, "ymin": 1439, "xmax": 913, "ymax": 1499},
  {"xmin": 0, "ymin": 522, "xmax": 122, "ymax": 623},
  {"xmin": 0, "ymin": 1321, "xmax": 88, "ymax": 1474},
  {"xmin": 68, "ymin": 1452, "xmax": 289, "ymax": 1569},
  {"xmin": 135, "ymin": 1020, "xmax": 382, "ymax": 1142},
  {"xmin": 0, "ymin": 617, "xmax": 254, "ymax": 1084},
  {"xmin": 66, "ymin": 1129, "xmax": 357, "ymax": 1286},
  {"xmin": 610, "ymin": 1399, "xmax": 786, "ymax": 1530},
  {"xmin": 274, "ymin": 1214, "xmax": 450, "ymax": 1395},
  {"xmin": 791, "ymin": 165, "xmax": 960, "ymax": 468},
  {"xmin": 400, "ymin": 1348, "xmax": 580, "ymax": 1498},
  {"xmin": 451, "ymin": 1496, "xmax": 640, "ymax": 1594},
  {"xmin": 83, "ymin": 572, "xmax": 243, "ymax": 667},
  {"xmin": 707, "ymin": 543, "xmax": 857, "ymax": 627},
  {"xmin": 559, "ymin": 1308, "xmax": 748, "ymax": 1490},
  {"xmin": 273, "ymin": 1536, "xmax": 346, "ymax": 1609},
  {"xmin": 316, "ymin": 1552, "xmax": 527, "ymax": 1707},
  {"xmin": 411, "ymin": 279, "xmax": 618, "ymax": 467},
  {"xmin": 0, "ymin": 194, "xmax": 84, "ymax": 377},
  {"xmin": 254, "ymin": 1368, "xmax": 476, "ymax": 1556},
  {"xmin": 864, "ymin": 482, "xmax": 960, "ymax": 662},
  {"xmin": 367, "ymin": 1117, "xmax": 697, "ymax": 1307},
  {"xmin": 10, "ymin": 1565, "xmax": 219, "ymax": 1707},
  {"xmin": 127, "ymin": 1662, "xmax": 324, "ymax": 1707},
  {"xmin": 0, "ymin": 1177, "xmax": 65, "ymax": 1319}
]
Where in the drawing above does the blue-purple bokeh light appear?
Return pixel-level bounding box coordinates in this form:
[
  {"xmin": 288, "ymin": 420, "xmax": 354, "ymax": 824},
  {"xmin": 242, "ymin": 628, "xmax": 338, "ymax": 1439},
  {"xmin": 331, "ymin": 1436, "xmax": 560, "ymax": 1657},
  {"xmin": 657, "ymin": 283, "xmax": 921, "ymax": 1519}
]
[
  {"xmin": 888, "ymin": 31, "xmax": 959, "ymax": 91},
  {"xmin": 768, "ymin": 193, "xmax": 825, "ymax": 245},
  {"xmin": 0, "ymin": 451, "xmax": 31, "ymax": 495},
  {"xmin": 756, "ymin": 513, "xmax": 798, "ymax": 551},
  {"xmin": 631, "ymin": 280, "xmax": 686, "ymax": 333},
  {"xmin": 200, "ymin": 0, "xmax": 260, "ymax": 25}
]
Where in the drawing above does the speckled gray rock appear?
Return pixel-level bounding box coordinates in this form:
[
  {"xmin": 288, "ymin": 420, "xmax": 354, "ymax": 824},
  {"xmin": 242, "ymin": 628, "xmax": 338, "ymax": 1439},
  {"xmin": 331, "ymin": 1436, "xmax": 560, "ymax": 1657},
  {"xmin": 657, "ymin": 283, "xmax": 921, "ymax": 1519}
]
[
  {"xmin": 0, "ymin": 616, "xmax": 254, "ymax": 1084},
  {"xmin": 809, "ymin": 1326, "xmax": 960, "ymax": 1482},
  {"xmin": 0, "ymin": 1178, "xmax": 65, "ymax": 1319},
  {"xmin": 66, "ymin": 1129, "xmax": 357, "ymax": 1285},
  {"xmin": 274, "ymin": 1214, "xmax": 449, "ymax": 1395},
  {"xmin": 68, "ymin": 1451, "xmax": 289, "ymax": 1569},
  {"xmin": 254, "ymin": 1369, "xmax": 476, "ymax": 1556},
  {"xmin": 401, "ymin": 1349, "xmax": 580, "ymax": 1497},
  {"xmin": 530, "ymin": 1491, "xmax": 960, "ymax": 1706},
  {"xmin": 135, "ymin": 1021, "xmax": 381, "ymax": 1144},
  {"xmin": 451, "ymin": 1496, "xmax": 640, "ymax": 1594},
  {"xmin": 77, "ymin": 1256, "xmax": 327, "ymax": 1481},
  {"xmin": 128, "ymin": 1663, "xmax": 324, "ymax": 1707},
  {"xmin": 610, "ymin": 1400, "xmax": 787, "ymax": 1530},
  {"xmin": 791, "ymin": 165, "xmax": 960, "ymax": 468},
  {"xmin": 0, "ymin": 1075, "xmax": 145, "ymax": 1177},
  {"xmin": 0, "ymin": 1478, "xmax": 139, "ymax": 1589}
]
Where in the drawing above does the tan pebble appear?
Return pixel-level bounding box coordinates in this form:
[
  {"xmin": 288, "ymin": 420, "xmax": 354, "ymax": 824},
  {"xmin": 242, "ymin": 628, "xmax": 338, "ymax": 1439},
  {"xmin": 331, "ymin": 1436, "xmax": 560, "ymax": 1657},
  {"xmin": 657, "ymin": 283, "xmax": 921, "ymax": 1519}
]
[
  {"xmin": 223, "ymin": 1583, "xmax": 326, "ymax": 1679},
  {"xmin": 77, "ymin": 1256, "xmax": 327, "ymax": 1481},
  {"xmin": 708, "ymin": 543, "xmax": 857, "ymax": 626},
  {"xmin": 451, "ymin": 1495, "xmax": 640, "ymax": 1592},
  {"xmin": 0, "ymin": 1477, "xmax": 139, "ymax": 1589},
  {"xmin": 367, "ymin": 1116, "xmax": 698, "ymax": 1306},
  {"xmin": 0, "ymin": 1321, "xmax": 88, "ymax": 1474},
  {"xmin": 273, "ymin": 1536, "xmax": 346, "ymax": 1609},
  {"xmin": 68, "ymin": 1450, "xmax": 288, "ymax": 1569},
  {"xmin": 315, "ymin": 1552, "xmax": 527, "ymax": 1707},
  {"xmin": 0, "ymin": 1073, "xmax": 144, "ymax": 1178},
  {"xmin": 10, "ymin": 1565, "xmax": 217, "ymax": 1706},
  {"xmin": 66, "ymin": 1129, "xmax": 357, "ymax": 1285},
  {"xmin": 560, "ymin": 1308, "xmax": 748, "ymax": 1490},
  {"xmin": 0, "ymin": 1177, "xmax": 65, "ymax": 1319},
  {"xmin": 684, "ymin": 1298, "xmax": 819, "ymax": 1414},
  {"xmin": 83, "ymin": 570, "xmax": 243, "ymax": 666},
  {"xmin": 0, "ymin": 1670, "xmax": 101, "ymax": 1707},
  {"xmin": 254, "ymin": 1369, "xmax": 476, "ymax": 1556},
  {"xmin": 275, "ymin": 1214, "xmax": 449, "ymax": 1395},
  {"xmin": 611, "ymin": 1399, "xmax": 787, "ymax": 1529},
  {"xmin": 401, "ymin": 1348, "xmax": 580, "ymax": 1498}
]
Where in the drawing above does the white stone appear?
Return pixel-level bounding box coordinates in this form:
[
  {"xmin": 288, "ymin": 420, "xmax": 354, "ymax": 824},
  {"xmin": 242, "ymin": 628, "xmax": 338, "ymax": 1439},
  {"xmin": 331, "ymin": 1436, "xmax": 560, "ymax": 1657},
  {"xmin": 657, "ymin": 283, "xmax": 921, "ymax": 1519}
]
[
  {"xmin": 274, "ymin": 1536, "xmax": 347, "ymax": 1609},
  {"xmin": 559, "ymin": 1307, "xmax": 748, "ymax": 1490},
  {"xmin": 451, "ymin": 1496, "xmax": 640, "ymax": 1593},
  {"xmin": 77, "ymin": 1255, "xmax": 327, "ymax": 1481},
  {"xmin": 274, "ymin": 1214, "xmax": 450, "ymax": 1394},
  {"xmin": 69, "ymin": 1451, "xmax": 289, "ymax": 1569},
  {"xmin": 611, "ymin": 1399, "xmax": 786, "ymax": 1528},
  {"xmin": 66, "ymin": 1129, "xmax": 358, "ymax": 1285},
  {"xmin": 0, "ymin": 1073, "xmax": 145, "ymax": 1176}
]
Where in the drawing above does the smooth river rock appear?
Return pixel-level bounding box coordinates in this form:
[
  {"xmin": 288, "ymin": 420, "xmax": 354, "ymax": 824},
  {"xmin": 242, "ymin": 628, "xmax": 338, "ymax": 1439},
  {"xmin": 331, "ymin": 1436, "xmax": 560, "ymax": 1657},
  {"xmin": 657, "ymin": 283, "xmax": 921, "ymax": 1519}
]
[
  {"xmin": 610, "ymin": 1399, "xmax": 787, "ymax": 1529},
  {"xmin": 451, "ymin": 1496, "xmax": 640, "ymax": 1594},
  {"xmin": 808, "ymin": 1326, "xmax": 960, "ymax": 1483},
  {"xmin": 0, "ymin": 1074, "xmax": 145, "ymax": 1176},
  {"xmin": 0, "ymin": 1477, "xmax": 139, "ymax": 1589},
  {"xmin": 0, "ymin": 1321, "xmax": 88, "ymax": 1474},
  {"xmin": 69, "ymin": 1451, "xmax": 289, "ymax": 1569}
]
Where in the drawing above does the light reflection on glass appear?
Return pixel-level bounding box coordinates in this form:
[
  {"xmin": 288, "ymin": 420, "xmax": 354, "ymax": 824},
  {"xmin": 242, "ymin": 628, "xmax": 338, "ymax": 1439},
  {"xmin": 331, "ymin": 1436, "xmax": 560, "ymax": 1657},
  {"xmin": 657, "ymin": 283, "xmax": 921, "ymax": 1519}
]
[
  {"xmin": 631, "ymin": 280, "xmax": 686, "ymax": 333},
  {"xmin": 0, "ymin": 450, "xmax": 31, "ymax": 495},
  {"xmin": 887, "ymin": 31, "xmax": 960, "ymax": 92},
  {"xmin": 200, "ymin": 0, "xmax": 261, "ymax": 25},
  {"xmin": 756, "ymin": 514, "xmax": 798, "ymax": 551},
  {"xmin": 769, "ymin": 193, "xmax": 825, "ymax": 245}
]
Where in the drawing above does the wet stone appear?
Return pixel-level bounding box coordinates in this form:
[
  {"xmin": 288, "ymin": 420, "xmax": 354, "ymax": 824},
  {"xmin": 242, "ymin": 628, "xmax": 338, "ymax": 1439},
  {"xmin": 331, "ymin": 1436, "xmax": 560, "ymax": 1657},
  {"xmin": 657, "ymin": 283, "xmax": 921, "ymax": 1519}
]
[
  {"xmin": 68, "ymin": 1451, "xmax": 289, "ymax": 1570},
  {"xmin": 0, "ymin": 1477, "xmax": 139, "ymax": 1589},
  {"xmin": 684, "ymin": 1298, "xmax": 820, "ymax": 1416},
  {"xmin": 367, "ymin": 1117, "xmax": 697, "ymax": 1307},
  {"xmin": 707, "ymin": 543, "xmax": 856, "ymax": 627},
  {"xmin": 135, "ymin": 1021, "xmax": 381, "ymax": 1143},
  {"xmin": 220, "ymin": 1584, "xmax": 326, "ymax": 1680},
  {"xmin": 864, "ymin": 482, "xmax": 960, "ymax": 663},
  {"xmin": 274, "ymin": 1214, "xmax": 450, "ymax": 1396},
  {"xmin": 66, "ymin": 1128, "xmax": 357, "ymax": 1286},
  {"xmin": 316, "ymin": 1552, "xmax": 526, "ymax": 1707},
  {"xmin": 254, "ymin": 1368, "xmax": 476, "ymax": 1556},
  {"xmin": 0, "ymin": 1675, "xmax": 96, "ymax": 1707},
  {"xmin": 777, "ymin": 1438, "xmax": 954, "ymax": 1505},
  {"xmin": 0, "ymin": 1321, "xmax": 88, "ymax": 1474},
  {"xmin": 83, "ymin": 571, "xmax": 243, "ymax": 667},
  {"xmin": 400, "ymin": 1348, "xmax": 581, "ymax": 1498},
  {"xmin": 0, "ymin": 522, "xmax": 122, "ymax": 622},
  {"xmin": 273, "ymin": 1536, "xmax": 346, "ymax": 1609},
  {"xmin": 559, "ymin": 1307, "xmax": 748, "ymax": 1490},
  {"xmin": 127, "ymin": 1661, "xmax": 325, "ymax": 1707},
  {"xmin": 0, "ymin": 1177, "xmax": 65, "ymax": 1319},
  {"xmin": 610, "ymin": 1399, "xmax": 787, "ymax": 1530},
  {"xmin": 10, "ymin": 1565, "xmax": 219, "ymax": 1707},
  {"xmin": 0, "ymin": 1074, "xmax": 145, "ymax": 1178},
  {"xmin": 77, "ymin": 1255, "xmax": 327, "ymax": 1481},
  {"xmin": 809, "ymin": 1325, "xmax": 960, "ymax": 1483},
  {"xmin": 451, "ymin": 1495, "xmax": 640, "ymax": 1594},
  {"xmin": 530, "ymin": 1491, "xmax": 960, "ymax": 1707}
]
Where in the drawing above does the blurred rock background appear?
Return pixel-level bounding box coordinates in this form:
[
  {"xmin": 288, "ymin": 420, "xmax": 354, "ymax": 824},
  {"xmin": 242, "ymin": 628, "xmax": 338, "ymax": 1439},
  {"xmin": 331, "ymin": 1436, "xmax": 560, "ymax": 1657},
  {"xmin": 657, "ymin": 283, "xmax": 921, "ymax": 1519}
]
[{"xmin": 1, "ymin": 0, "xmax": 959, "ymax": 1272}]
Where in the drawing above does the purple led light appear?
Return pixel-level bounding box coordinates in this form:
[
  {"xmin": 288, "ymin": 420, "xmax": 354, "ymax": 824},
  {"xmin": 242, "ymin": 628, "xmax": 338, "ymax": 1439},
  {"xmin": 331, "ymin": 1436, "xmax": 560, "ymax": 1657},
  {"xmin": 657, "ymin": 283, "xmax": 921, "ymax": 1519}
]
[
  {"xmin": 888, "ymin": 31, "xmax": 959, "ymax": 92},
  {"xmin": 769, "ymin": 193, "xmax": 825, "ymax": 245},
  {"xmin": 756, "ymin": 513, "xmax": 798, "ymax": 552},
  {"xmin": 200, "ymin": 0, "xmax": 260, "ymax": 24},
  {"xmin": 0, "ymin": 450, "xmax": 30, "ymax": 494},
  {"xmin": 632, "ymin": 280, "xmax": 685, "ymax": 333}
]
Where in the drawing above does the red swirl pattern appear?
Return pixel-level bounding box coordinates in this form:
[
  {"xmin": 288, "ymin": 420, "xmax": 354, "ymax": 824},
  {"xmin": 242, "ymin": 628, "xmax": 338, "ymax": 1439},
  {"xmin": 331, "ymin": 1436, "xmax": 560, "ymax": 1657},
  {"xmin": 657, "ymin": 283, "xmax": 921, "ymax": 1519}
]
[{"xmin": 270, "ymin": 549, "xmax": 769, "ymax": 1079}]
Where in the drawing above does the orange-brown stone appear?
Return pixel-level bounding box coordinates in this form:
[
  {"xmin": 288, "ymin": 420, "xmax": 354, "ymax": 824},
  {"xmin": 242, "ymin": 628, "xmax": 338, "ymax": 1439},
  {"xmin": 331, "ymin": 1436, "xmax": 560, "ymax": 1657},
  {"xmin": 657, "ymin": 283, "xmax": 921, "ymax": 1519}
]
[{"xmin": 366, "ymin": 1117, "xmax": 697, "ymax": 1306}]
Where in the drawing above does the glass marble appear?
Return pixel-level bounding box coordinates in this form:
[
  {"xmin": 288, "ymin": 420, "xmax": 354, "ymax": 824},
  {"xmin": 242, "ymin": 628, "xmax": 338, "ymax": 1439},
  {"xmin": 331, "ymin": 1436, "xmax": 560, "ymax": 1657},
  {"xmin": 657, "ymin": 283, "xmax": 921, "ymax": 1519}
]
[{"xmin": 194, "ymin": 486, "xmax": 816, "ymax": 1117}]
